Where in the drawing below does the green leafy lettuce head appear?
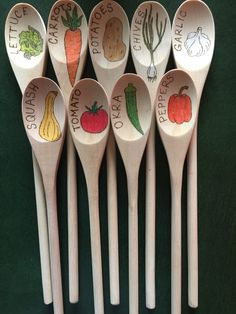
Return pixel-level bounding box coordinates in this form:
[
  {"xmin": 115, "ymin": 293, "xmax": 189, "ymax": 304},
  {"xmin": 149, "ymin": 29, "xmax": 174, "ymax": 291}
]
[{"xmin": 19, "ymin": 25, "xmax": 43, "ymax": 60}]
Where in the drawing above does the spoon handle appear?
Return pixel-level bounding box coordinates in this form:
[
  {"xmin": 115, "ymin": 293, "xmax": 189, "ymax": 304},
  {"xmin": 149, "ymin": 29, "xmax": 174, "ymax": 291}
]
[
  {"xmin": 145, "ymin": 116, "xmax": 156, "ymax": 309},
  {"xmin": 106, "ymin": 130, "xmax": 120, "ymax": 305},
  {"xmin": 32, "ymin": 153, "xmax": 52, "ymax": 304},
  {"xmin": 187, "ymin": 125, "xmax": 198, "ymax": 307},
  {"xmin": 67, "ymin": 132, "xmax": 79, "ymax": 303},
  {"xmin": 44, "ymin": 183, "xmax": 64, "ymax": 314},
  {"xmin": 170, "ymin": 171, "xmax": 183, "ymax": 314},
  {"xmin": 87, "ymin": 177, "xmax": 104, "ymax": 314},
  {"xmin": 127, "ymin": 175, "xmax": 139, "ymax": 314}
]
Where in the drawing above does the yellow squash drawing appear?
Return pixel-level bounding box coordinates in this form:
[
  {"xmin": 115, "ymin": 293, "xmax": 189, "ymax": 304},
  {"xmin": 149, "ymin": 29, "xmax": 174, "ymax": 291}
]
[{"xmin": 39, "ymin": 91, "xmax": 61, "ymax": 141}]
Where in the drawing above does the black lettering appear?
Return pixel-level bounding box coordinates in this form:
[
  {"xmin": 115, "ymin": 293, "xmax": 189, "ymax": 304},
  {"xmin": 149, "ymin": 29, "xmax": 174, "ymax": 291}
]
[
  {"xmin": 138, "ymin": 10, "xmax": 145, "ymax": 18},
  {"xmin": 94, "ymin": 12, "xmax": 102, "ymax": 20},
  {"xmin": 27, "ymin": 123, "xmax": 37, "ymax": 129},
  {"xmin": 14, "ymin": 9, "xmax": 22, "ymax": 19},
  {"xmin": 107, "ymin": 2, "xmax": 113, "ymax": 13},
  {"xmin": 114, "ymin": 121, "xmax": 123, "ymax": 129},
  {"xmin": 159, "ymin": 116, "xmax": 167, "ymax": 123},
  {"xmin": 28, "ymin": 82, "xmax": 39, "ymax": 92}
]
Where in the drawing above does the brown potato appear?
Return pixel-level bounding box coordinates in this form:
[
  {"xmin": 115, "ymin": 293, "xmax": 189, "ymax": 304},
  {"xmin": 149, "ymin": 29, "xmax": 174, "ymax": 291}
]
[{"xmin": 102, "ymin": 17, "xmax": 126, "ymax": 62}]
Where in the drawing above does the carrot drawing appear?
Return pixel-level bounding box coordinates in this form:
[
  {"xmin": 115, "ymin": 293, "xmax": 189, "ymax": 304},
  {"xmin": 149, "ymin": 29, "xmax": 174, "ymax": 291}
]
[{"xmin": 61, "ymin": 6, "xmax": 83, "ymax": 87}]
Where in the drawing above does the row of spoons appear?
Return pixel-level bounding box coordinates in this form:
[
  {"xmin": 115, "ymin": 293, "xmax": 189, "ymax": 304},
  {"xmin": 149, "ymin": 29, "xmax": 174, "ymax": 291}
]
[
  {"xmin": 5, "ymin": 0, "xmax": 215, "ymax": 313},
  {"xmin": 21, "ymin": 69, "xmax": 198, "ymax": 314}
]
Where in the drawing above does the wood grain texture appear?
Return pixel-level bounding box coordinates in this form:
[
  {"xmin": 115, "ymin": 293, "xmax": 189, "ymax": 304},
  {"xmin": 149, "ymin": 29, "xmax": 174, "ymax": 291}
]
[{"xmin": 0, "ymin": 0, "xmax": 235, "ymax": 314}]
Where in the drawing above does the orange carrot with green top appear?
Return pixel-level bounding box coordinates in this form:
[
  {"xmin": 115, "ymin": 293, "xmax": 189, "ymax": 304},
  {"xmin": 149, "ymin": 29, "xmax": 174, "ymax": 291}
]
[{"xmin": 62, "ymin": 6, "xmax": 83, "ymax": 87}]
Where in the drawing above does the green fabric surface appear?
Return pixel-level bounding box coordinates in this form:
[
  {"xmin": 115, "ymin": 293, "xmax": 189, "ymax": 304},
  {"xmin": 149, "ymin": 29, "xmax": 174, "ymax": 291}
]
[{"xmin": 0, "ymin": 0, "xmax": 235, "ymax": 313}]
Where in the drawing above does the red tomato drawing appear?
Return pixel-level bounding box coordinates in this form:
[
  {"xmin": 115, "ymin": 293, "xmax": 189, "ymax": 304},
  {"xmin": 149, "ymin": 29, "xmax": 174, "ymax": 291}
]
[{"xmin": 80, "ymin": 101, "xmax": 108, "ymax": 133}]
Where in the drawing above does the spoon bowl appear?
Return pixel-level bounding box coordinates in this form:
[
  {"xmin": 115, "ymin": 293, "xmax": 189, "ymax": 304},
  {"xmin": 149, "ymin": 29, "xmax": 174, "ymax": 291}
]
[
  {"xmin": 111, "ymin": 73, "xmax": 152, "ymax": 314},
  {"xmin": 5, "ymin": 3, "xmax": 51, "ymax": 304},
  {"xmin": 156, "ymin": 69, "xmax": 198, "ymax": 314},
  {"xmin": 111, "ymin": 74, "xmax": 152, "ymax": 148},
  {"xmin": 88, "ymin": 1, "xmax": 130, "ymax": 304},
  {"xmin": 5, "ymin": 3, "xmax": 47, "ymax": 92},
  {"xmin": 89, "ymin": 0, "xmax": 130, "ymax": 97},
  {"xmin": 68, "ymin": 78, "xmax": 110, "ymax": 314},
  {"xmin": 68, "ymin": 79, "xmax": 110, "ymax": 152},
  {"xmin": 22, "ymin": 77, "xmax": 66, "ymax": 314},
  {"xmin": 47, "ymin": 0, "xmax": 88, "ymax": 99},
  {"xmin": 131, "ymin": 1, "xmax": 171, "ymax": 101},
  {"xmin": 172, "ymin": 0, "xmax": 215, "ymax": 94},
  {"xmin": 172, "ymin": 1, "xmax": 215, "ymax": 307},
  {"xmin": 156, "ymin": 70, "xmax": 198, "ymax": 145},
  {"xmin": 22, "ymin": 78, "xmax": 66, "ymax": 163}
]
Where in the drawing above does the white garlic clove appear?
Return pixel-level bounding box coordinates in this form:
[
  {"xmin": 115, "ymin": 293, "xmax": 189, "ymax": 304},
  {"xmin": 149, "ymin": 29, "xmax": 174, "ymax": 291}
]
[{"xmin": 184, "ymin": 27, "xmax": 211, "ymax": 57}]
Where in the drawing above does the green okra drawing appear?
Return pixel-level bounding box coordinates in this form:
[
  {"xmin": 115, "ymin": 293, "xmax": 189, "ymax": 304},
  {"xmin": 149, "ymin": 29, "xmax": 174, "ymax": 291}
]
[{"xmin": 124, "ymin": 83, "xmax": 144, "ymax": 135}]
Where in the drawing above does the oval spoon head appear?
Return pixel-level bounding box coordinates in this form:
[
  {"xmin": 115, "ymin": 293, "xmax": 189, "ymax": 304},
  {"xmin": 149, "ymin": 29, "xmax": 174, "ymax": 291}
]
[
  {"xmin": 172, "ymin": 0, "xmax": 215, "ymax": 93},
  {"xmin": 47, "ymin": 0, "xmax": 88, "ymax": 100},
  {"xmin": 111, "ymin": 73, "xmax": 152, "ymax": 173},
  {"xmin": 68, "ymin": 78, "xmax": 110, "ymax": 169},
  {"xmin": 89, "ymin": 0, "xmax": 130, "ymax": 97},
  {"xmin": 22, "ymin": 77, "xmax": 66, "ymax": 179},
  {"xmin": 131, "ymin": 1, "xmax": 171, "ymax": 102},
  {"xmin": 155, "ymin": 69, "xmax": 198, "ymax": 166},
  {"xmin": 5, "ymin": 3, "xmax": 47, "ymax": 93}
]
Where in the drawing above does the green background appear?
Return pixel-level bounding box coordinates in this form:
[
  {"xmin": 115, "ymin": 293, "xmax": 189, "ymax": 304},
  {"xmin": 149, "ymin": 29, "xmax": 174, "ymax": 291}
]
[{"xmin": 0, "ymin": 0, "xmax": 235, "ymax": 313}]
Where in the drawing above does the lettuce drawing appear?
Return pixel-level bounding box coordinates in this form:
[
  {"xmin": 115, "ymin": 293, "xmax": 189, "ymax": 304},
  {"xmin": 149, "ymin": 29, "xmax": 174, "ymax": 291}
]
[{"xmin": 19, "ymin": 25, "xmax": 43, "ymax": 59}]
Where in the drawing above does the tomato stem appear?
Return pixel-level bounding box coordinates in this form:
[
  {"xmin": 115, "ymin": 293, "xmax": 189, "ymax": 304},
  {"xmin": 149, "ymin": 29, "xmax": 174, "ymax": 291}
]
[{"xmin": 85, "ymin": 101, "xmax": 103, "ymax": 114}]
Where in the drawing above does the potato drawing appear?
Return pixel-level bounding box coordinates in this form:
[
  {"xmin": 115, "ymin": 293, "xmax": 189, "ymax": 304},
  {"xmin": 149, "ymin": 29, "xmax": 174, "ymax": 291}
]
[{"xmin": 102, "ymin": 17, "xmax": 126, "ymax": 62}]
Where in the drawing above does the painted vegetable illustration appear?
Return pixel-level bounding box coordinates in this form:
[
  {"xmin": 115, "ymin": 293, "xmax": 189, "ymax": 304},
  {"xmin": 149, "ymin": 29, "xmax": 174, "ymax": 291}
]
[
  {"xmin": 61, "ymin": 6, "xmax": 83, "ymax": 87},
  {"xmin": 80, "ymin": 101, "xmax": 108, "ymax": 133},
  {"xmin": 19, "ymin": 25, "xmax": 43, "ymax": 59},
  {"xmin": 168, "ymin": 86, "xmax": 192, "ymax": 124},
  {"xmin": 39, "ymin": 91, "xmax": 61, "ymax": 141},
  {"xmin": 184, "ymin": 27, "xmax": 211, "ymax": 57},
  {"xmin": 124, "ymin": 83, "xmax": 144, "ymax": 135},
  {"xmin": 142, "ymin": 4, "xmax": 167, "ymax": 82},
  {"xmin": 102, "ymin": 17, "xmax": 126, "ymax": 62}
]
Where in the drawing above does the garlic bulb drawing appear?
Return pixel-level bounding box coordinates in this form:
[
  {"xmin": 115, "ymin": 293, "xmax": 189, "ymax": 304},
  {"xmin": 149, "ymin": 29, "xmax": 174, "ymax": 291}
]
[{"xmin": 184, "ymin": 27, "xmax": 211, "ymax": 57}]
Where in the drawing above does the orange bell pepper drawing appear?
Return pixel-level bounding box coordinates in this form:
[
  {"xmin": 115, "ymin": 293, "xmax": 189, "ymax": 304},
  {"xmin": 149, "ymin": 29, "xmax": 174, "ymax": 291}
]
[{"xmin": 168, "ymin": 86, "xmax": 192, "ymax": 124}]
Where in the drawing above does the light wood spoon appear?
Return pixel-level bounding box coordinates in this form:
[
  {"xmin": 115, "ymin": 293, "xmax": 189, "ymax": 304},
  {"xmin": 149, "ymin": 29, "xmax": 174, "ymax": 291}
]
[
  {"xmin": 111, "ymin": 73, "xmax": 152, "ymax": 314},
  {"xmin": 68, "ymin": 78, "xmax": 110, "ymax": 314},
  {"xmin": 88, "ymin": 0, "xmax": 130, "ymax": 305},
  {"xmin": 4, "ymin": 3, "xmax": 52, "ymax": 304},
  {"xmin": 172, "ymin": 0, "xmax": 215, "ymax": 307},
  {"xmin": 22, "ymin": 77, "xmax": 66, "ymax": 314},
  {"xmin": 130, "ymin": 1, "xmax": 171, "ymax": 308},
  {"xmin": 155, "ymin": 69, "xmax": 198, "ymax": 314},
  {"xmin": 47, "ymin": 0, "xmax": 88, "ymax": 303}
]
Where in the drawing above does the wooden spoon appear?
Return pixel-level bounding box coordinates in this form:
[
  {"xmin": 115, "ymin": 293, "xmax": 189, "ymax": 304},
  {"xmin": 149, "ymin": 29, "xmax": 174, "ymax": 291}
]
[
  {"xmin": 47, "ymin": 0, "xmax": 88, "ymax": 303},
  {"xmin": 130, "ymin": 1, "xmax": 171, "ymax": 308},
  {"xmin": 4, "ymin": 3, "xmax": 51, "ymax": 304},
  {"xmin": 172, "ymin": 0, "xmax": 215, "ymax": 307},
  {"xmin": 111, "ymin": 73, "xmax": 152, "ymax": 314},
  {"xmin": 155, "ymin": 69, "xmax": 198, "ymax": 314},
  {"xmin": 88, "ymin": 0, "xmax": 130, "ymax": 305},
  {"xmin": 68, "ymin": 78, "xmax": 110, "ymax": 314},
  {"xmin": 22, "ymin": 77, "xmax": 66, "ymax": 314}
]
